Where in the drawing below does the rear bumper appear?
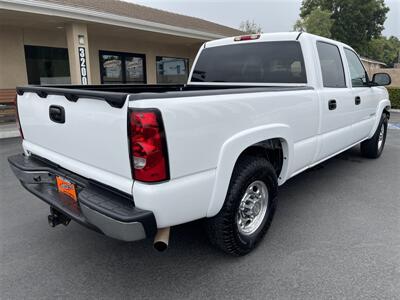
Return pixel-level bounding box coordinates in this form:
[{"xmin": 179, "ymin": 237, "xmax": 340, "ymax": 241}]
[{"xmin": 8, "ymin": 154, "xmax": 157, "ymax": 242}]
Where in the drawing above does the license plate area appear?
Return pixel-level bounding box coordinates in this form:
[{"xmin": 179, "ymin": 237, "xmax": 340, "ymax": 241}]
[{"xmin": 56, "ymin": 176, "xmax": 77, "ymax": 202}]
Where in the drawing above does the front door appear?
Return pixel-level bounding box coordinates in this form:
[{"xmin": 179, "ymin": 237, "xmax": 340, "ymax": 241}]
[{"xmin": 343, "ymin": 48, "xmax": 376, "ymax": 142}]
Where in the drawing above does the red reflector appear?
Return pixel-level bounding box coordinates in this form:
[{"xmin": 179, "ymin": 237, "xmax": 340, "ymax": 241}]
[
  {"xmin": 234, "ymin": 34, "xmax": 261, "ymax": 41},
  {"xmin": 129, "ymin": 109, "xmax": 169, "ymax": 182},
  {"xmin": 14, "ymin": 94, "xmax": 24, "ymax": 139}
]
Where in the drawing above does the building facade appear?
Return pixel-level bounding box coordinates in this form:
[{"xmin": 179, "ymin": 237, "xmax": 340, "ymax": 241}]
[
  {"xmin": 0, "ymin": 0, "xmax": 241, "ymax": 104},
  {"xmin": 0, "ymin": 0, "xmax": 242, "ymax": 123},
  {"xmin": 360, "ymin": 57, "xmax": 387, "ymax": 75},
  {"xmin": 361, "ymin": 57, "xmax": 400, "ymax": 87}
]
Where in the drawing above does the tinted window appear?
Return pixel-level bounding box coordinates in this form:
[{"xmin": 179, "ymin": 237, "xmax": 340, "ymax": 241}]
[
  {"xmin": 125, "ymin": 56, "xmax": 145, "ymax": 83},
  {"xmin": 344, "ymin": 48, "xmax": 368, "ymax": 87},
  {"xmin": 24, "ymin": 45, "xmax": 71, "ymax": 85},
  {"xmin": 317, "ymin": 42, "xmax": 346, "ymax": 88},
  {"xmin": 156, "ymin": 56, "xmax": 189, "ymax": 84},
  {"xmin": 191, "ymin": 41, "xmax": 307, "ymax": 83},
  {"xmin": 101, "ymin": 54, "xmax": 122, "ymax": 83},
  {"xmin": 100, "ymin": 51, "xmax": 146, "ymax": 84}
]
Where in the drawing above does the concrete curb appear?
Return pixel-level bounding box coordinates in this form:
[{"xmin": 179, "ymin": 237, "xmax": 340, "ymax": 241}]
[
  {"xmin": 0, "ymin": 130, "xmax": 19, "ymax": 139},
  {"xmin": 390, "ymin": 109, "xmax": 400, "ymax": 113},
  {"xmin": 0, "ymin": 123, "xmax": 19, "ymax": 139},
  {"xmin": 0, "ymin": 131, "xmax": 19, "ymax": 139}
]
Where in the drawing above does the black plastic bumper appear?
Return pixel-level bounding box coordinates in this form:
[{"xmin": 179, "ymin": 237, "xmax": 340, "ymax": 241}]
[{"xmin": 8, "ymin": 154, "xmax": 157, "ymax": 241}]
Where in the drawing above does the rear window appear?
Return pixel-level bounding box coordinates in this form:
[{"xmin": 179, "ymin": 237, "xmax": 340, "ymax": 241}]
[{"xmin": 190, "ymin": 41, "xmax": 307, "ymax": 84}]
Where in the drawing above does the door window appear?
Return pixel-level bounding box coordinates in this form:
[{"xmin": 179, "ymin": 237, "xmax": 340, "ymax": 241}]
[
  {"xmin": 344, "ymin": 48, "xmax": 368, "ymax": 87},
  {"xmin": 100, "ymin": 51, "xmax": 146, "ymax": 84},
  {"xmin": 317, "ymin": 42, "xmax": 346, "ymax": 88}
]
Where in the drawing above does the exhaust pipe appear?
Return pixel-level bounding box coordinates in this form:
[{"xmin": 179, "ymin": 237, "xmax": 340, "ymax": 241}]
[{"xmin": 153, "ymin": 227, "xmax": 170, "ymax": 252}]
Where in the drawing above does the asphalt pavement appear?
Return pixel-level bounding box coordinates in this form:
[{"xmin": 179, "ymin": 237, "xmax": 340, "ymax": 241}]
[{"xmin": 1, "ymin": 115, "xmax": 399, "ymax": 299}]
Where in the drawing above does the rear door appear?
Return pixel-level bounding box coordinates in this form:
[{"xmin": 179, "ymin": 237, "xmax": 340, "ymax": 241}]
[
  {"xmin": 315, "ymin": 41, "xmax": 354, "ymax": 160},
  {"xmin": 17, "ymin": 91, "xmax": 133, "ymax": 194}
]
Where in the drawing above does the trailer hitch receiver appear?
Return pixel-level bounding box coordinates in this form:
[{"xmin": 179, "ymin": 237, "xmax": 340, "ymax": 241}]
[{"xmin": 48, "ymin": 207, "xmax": 71, "ymax": 227}]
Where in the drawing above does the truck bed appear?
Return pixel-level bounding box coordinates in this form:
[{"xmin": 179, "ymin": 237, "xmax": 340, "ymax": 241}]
[{"xmin": 16, "ymin": 84, "xmax": 312, "ymax": 108}]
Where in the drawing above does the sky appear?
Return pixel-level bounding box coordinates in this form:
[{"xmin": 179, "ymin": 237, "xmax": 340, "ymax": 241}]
[{"xmin": 127, "ymin": 0, "xmax": 400, "ymax": 38}]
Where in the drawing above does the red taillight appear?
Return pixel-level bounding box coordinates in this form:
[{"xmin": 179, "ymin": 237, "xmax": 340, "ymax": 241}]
[
  {"xmin": 234, "ymin": 34, "xmax": 261, "ymax": 42},
  {"xmin": 129, "ymin": 109, "xmax": 169, "ymax": 182},
  {"xmin": 14, "ymin": 94, "xmax": 24, "ymax": 139}
]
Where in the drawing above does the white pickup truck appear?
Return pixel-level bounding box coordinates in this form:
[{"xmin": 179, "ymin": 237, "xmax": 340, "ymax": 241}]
[{"xmin": 9, "ymin": 32, "xmax": 391, "ymax": 256}]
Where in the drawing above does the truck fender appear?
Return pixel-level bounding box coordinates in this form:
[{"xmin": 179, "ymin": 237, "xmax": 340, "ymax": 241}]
[
  {"xmin": 368, "ymin": 99, "xmax": 391, "ymax": 139},
  {"xmin": 206, "ymin": 124, "xmax": 293, "ymax": 217}
]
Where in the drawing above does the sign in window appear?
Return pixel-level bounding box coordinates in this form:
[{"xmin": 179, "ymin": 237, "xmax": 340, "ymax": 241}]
[
  {"xmin": 100, "ymin": 51, "xmax": 146, "ymax": 84},
  {"xmin": 156, "ymin": 56, "xmax": 189, "ymax": 84}
]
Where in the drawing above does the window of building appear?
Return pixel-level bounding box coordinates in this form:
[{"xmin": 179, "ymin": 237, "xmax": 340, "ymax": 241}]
[
  {"xmin": 191, "ymin": 41, "xmax": 307, "ymax": 83},
  {"xmin": 156, "ymin": 57, "xmax": 189, "ymax": 84},
  {"xmin": 24, "ymin": 45, "xmax": 71, "ymax": 85},
  {"xmin": 344, "ymin": 48, "xmax": 369, "ymax": 87},
  {"xmin": 316, "ymin": 42, "xmax": 346, "ymax": 88},
  {"xmin": 99, "ymin": 51, "xmax": 146, "ymax": 84}
]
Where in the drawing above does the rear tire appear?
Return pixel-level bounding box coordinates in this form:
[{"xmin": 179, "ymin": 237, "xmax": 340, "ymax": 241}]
[
  {"xmin": 206, "ymin": 156, "xmax": 278, "ymax": 256},
  {"xmin": 360, "ymin": 113, "xmax": 388, "ymax": 158}
]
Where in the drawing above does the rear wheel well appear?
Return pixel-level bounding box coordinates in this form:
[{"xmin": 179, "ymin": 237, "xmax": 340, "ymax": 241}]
[
  {"xmin": 237, "ymin": 138, "xmax": 284, "ymax": 177},
  {"xmin": 383, "ymin": 106, "xmax": 390, "ymax": 119}
]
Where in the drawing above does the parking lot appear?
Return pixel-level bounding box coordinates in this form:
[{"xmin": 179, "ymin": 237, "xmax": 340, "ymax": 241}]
[{"xmin": 1, "ymin": 114, "xmax": 399, "ymax": 299}]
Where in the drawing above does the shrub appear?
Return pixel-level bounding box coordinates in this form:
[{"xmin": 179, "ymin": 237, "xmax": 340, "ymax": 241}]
[{"xmin": 388, "ymin": 88, "xmax": 400, "ymax": 109}]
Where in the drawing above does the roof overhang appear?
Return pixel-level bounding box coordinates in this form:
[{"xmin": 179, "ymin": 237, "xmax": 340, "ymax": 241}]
[
  {"xmin": 360, "ymin": 57, "xmax": 386, "ymax": 66},
  {"xmin": 0, "ymin": 0, "xmax": 227, "ymax": 41}
]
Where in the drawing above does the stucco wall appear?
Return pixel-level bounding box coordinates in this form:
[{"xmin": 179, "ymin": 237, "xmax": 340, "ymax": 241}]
[
  {"xmin": 365, "ymin": 66, "xmax": 400, "ymax": 88},
  {"xmin": 0, "ymin": 26, "xmax": 27, "ymax": 89},
  {"xmin": 23, "ymin": 28, "xmax": 68, "ymax": 48},
  {"xmin": 362, "ymin": 61, "xmax": 400, "ymax": 88},
  {"xmin": 383, "ymin": 69, "xmax": 400, "ymax": 87},
  {"xmin": 362, "ymin": 62, "xmax": 384, "ymax": 76},
  {"xmin": 0, "ymin": 25, "xmax": 68, "ymax": 89}
]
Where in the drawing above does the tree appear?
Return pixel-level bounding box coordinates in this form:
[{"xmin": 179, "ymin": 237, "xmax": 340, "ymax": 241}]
[
  {"xmin": 298, "ymin": 0, "xmax": 389, "ymax": 52},
  {"xmin": 293, "ymin": 7, "xmax": 333, "ymax": 38},
  {"xmin": 364, "ymin": 36, "xmax": 400, "ymax": 67},
  {"xmin": 239, "ymin": 20, "xmax": 263, "ymax": 34}
]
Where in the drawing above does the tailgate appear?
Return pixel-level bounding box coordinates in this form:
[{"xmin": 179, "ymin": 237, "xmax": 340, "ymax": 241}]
[{"xmin": 16, "ymin": 89, "xmax": 133, "ymax": 194}]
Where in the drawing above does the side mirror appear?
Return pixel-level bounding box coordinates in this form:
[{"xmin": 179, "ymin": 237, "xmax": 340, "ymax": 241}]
[{"xmin": 371, "ymin": 73, "xmax": 391, "ymax": 86}]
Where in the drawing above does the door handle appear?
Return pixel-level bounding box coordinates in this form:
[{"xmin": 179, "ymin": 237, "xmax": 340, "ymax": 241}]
[
  {"xmin": 328, "ymin": 99, "xmax": 337, "ymax": 110},
  {"xmin": 49, "ymin": 105, "xmax": 65, "ymax": 124},
  {"xmin": 355, "ymin": 96, "xmax": 361, "ymax": 105}
]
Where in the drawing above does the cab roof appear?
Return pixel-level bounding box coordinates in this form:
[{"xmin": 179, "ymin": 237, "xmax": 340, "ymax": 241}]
[{"xmin": 204, "ymin": 32, "xmax": 352, "ymax": 51}]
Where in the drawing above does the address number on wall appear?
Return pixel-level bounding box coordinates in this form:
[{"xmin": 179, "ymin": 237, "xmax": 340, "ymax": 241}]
[{"xmin": 79, "ymin": 47, "xmax": 88, "ymax": 85}]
